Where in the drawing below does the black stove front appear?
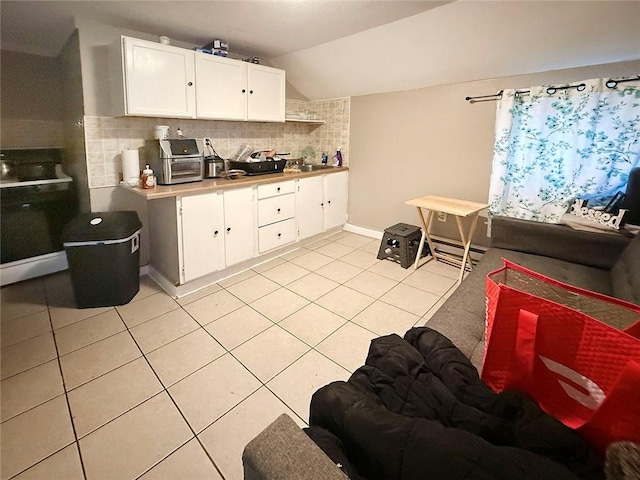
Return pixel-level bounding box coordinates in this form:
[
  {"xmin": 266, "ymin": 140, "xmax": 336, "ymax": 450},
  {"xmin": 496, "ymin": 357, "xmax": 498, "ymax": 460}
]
[{"xmin": 0, "ymin": 148, "xmax": 79, "ymax": 265}]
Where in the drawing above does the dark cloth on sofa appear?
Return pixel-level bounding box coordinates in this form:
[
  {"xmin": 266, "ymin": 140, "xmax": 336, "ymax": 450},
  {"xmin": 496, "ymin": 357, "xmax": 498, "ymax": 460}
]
[
  {"xmin": 309, "ymin": 328, "xmax": 604, "ymax": 480},
  {"xmin": 304, "ymin": 426, "xmax": 367, "ymax": 480}
]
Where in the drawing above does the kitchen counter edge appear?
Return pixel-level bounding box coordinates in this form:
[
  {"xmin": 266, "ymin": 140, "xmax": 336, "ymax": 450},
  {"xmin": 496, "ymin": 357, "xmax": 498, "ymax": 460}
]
[{"xmin": 121, "ymin": 167, "xmax": 349, "ymax": 199}]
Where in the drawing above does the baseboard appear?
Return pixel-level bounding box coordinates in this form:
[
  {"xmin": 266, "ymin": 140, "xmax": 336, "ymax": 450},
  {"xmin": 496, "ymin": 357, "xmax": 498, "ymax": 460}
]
[
  {"xmin": 1, "ymin": 251, "xmax": 68, "ymax": 287},
  {"xmin": 149, "ymin": 227, "xmax": 345, "ymax": 298},
  {"xmin": 343, "ymin": 223, "xmax": 383, "ymax": 239}
]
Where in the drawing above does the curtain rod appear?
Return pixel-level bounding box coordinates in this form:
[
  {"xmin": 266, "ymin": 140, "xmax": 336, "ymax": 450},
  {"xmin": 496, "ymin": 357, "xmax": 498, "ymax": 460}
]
[{"xmin": 465, "ymin": 76, "xmax": 640, "ymax": 103}]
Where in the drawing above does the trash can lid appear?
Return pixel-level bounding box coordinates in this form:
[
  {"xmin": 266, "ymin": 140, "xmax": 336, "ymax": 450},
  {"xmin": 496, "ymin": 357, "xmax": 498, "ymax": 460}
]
[{"xmin": 63, "ymin": 211, "xmax": 142, "ymax": 243}]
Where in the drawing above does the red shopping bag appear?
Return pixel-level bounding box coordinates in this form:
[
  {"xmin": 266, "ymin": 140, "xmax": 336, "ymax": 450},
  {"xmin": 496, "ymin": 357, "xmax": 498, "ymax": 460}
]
[{"xmin": 482, "ymin": 260, "xmax": 640, "ymax": 454}]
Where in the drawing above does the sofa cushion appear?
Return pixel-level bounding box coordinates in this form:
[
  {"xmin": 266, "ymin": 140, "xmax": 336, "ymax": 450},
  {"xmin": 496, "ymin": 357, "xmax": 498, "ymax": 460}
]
[
  {"xmin": 611, "ymin": 234, "xmax": 640, "ymax": 305},
  {"xmin": 490, "ymin": 216, "xmax": 631, "ymax": 269}
]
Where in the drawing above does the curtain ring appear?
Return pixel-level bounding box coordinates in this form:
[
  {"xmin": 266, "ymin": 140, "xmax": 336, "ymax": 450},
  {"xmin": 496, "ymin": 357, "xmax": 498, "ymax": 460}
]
[
  {"xmin": 547, "ymin": 87, "xmax": 556, "ymax": 95},
  {"xmin": 606, "ymin": 80, "xmax": 617, "ymax": 89},
  {"xmin": 577, "ymin": 84, "xmax": 586, "ymax": 92}
]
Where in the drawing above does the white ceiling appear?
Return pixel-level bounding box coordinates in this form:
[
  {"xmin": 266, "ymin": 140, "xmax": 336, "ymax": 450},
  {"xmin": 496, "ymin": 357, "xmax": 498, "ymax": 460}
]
[
  {"xmin": 271, "ymin": 1, "xmax": 640, "ymax": 99},
  {"xmin": 1, "ymin": 1, "xmax": 638, "ymax": 101},
  {"xmin": 0, "ymin": 0, "xmax": 448, "ymax": 58}
]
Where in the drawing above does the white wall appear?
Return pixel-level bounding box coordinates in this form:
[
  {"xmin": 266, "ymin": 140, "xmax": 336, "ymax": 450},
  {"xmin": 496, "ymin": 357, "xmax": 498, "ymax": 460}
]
[{"xmin": 0, "ymin": 50, "xmax": 64, "ymax": 148}]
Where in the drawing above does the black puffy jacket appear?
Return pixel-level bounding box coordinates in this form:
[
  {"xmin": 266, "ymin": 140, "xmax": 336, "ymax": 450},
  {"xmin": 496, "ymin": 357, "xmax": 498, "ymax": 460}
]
[{"xmin": 308, "ymin": 327, "xmax": 603, "ymax": 480}]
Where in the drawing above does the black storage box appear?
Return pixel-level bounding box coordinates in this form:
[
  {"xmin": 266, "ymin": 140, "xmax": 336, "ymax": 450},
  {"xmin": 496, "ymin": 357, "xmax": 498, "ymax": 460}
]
[
  {"xmin": 63, "ymin": 211, "xmax": 142, "ymax": 308},
  {"xmin": 377, "ymin": 223, "xmax": 428, "ymax": 269},
  {"xmin": 227, "ymin": 159, "xmax": 287, "ymax": 175}
]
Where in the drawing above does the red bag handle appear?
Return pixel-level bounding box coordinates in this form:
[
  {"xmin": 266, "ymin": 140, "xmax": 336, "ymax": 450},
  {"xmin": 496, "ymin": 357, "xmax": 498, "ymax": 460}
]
[{"xmin": 504, "ymin": 309, "xmax": 538, "ymax": 393}]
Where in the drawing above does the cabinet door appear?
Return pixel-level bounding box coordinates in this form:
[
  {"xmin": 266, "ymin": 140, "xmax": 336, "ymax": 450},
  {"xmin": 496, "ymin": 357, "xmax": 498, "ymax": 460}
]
[
  {"xmin": 122, "ymin": 37, "xmax": 195, "ymax": 118},
  {"xmin": 224, "ymin": 187, "xmax": 255, "ymax": 267},
  {"xmin": 180, "ymin": 192, "xmax": 225, "ymax": 283},
  {"xmin": 325, "ymin": 172, "xmax": 349, "ymax": 230},
  {"xmin": 246, "ymin": 64, "xmax": 285, "ymax": 122},
  {"xmin": 195, "ymin": 53, "xmax": 247, "ymax": 120},
  {"xmin": 297, "ymin": 176, "xmax": 325, "ymax": 240}
]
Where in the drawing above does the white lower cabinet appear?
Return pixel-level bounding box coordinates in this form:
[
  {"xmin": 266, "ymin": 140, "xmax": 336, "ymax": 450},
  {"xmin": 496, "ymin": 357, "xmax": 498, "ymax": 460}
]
[
  {"xmin": 223, "ymin": 187, "xmax": 256, "ymax": 267},
  {"xmin": 297, "ymin": 171, "xmax": 349, "ymax": 239},
  {"xmin": 258, "ymin": 194, "xmax": 296, "ymax": 227},
  {"xmin": 148, "ymin": 171, "xmax": 347, "ymax": 291},
  {"xmin": 258, "ymin": 218, "xmax": 296, "ymax": 253},
  {"xmin": 325, "ymin": 171, "xmax": 349, "ymax": 230},
  {"xmin": 180, "ymin": 192, "xmax": 224, "ymax": 283},
  {"xmin": 178, "ymin": 187, "xmax": 254, "ymax": 282},
  {"xmin": 257, "ymin": 181, "xmax": 296, "ymax": 253},
  {"xmin": 297, "ymin": 176, "xmax": 325, "ymax": 240}
]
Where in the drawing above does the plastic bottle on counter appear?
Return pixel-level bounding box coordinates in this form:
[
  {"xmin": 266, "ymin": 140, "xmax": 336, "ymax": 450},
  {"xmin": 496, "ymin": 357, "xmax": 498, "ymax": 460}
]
[
  {"xmin": 321, "ymin": 152, "xmax": 328, "ymax": 164},
  {"xmin": 141, "ymin": 165, "xmax": 156, "ymax": 189},
  {"xmin": 333, "ymin": 147, "xmax": 343, "ymax": 167}
]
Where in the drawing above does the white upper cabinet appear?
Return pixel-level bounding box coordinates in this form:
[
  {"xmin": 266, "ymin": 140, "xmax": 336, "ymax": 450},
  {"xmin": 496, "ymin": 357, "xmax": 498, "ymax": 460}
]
[
  {"xmin": 111, "ymin": 36, "xmax": 285, "ymax": 121},
  {"xmin": 111, "ymin": 36, "xmax": 196, "ymax": 118},
  {"xmin": 195, "ymin": 54, "xmax": 247, "ymax": 121},
  {"xmin": 246, "ymin": 64, "xmax": 286, "ymax": 122},
  {"xmin": 195, "ymin": 54, "xmax": 285, "ymax": 122}
]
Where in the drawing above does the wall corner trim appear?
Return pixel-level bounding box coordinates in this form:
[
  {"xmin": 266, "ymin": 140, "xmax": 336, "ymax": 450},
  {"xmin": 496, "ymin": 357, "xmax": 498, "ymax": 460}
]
[{"xmin": 343, "ymin": 223, "xmax": 383, "ymax": 239}]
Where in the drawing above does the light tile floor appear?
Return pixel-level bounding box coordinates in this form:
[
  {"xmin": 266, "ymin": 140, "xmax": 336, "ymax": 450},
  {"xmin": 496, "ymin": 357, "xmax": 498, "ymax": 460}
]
[{"xmin": 0, "ymin": 231, "xmax": 461, "ymax": 480}]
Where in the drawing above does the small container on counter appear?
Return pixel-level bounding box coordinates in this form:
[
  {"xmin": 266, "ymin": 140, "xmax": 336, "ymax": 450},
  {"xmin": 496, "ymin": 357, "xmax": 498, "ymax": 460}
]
[
  {"xmin": 141, "ymin": 165, "xmax": 156, "ymax": 189},
  {"xmin": 333, "ymin": 148, "xmax": 343, "ymax": 167}
]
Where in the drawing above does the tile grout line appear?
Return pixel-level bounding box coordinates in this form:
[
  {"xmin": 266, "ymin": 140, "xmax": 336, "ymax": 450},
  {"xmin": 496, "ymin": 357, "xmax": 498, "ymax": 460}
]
[
  {"xmin": 175, "ymin": 294, "xmax": 319, "ymax": 432},
  {"xmin": 117, "ymin": 307, "xmax": 230, "ymax": 480},
  {"xmin": 43, "ymin": 284, "xmax": 89, "ymax": 480},
  {"xmin": 1, "ymin": 234, "xmax": 459, "ymax": 479}
]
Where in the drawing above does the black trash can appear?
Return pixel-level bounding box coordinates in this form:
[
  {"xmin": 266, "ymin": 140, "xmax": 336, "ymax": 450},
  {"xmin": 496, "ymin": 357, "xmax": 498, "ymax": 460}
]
[{"xmin": 63, "ymin": 211, "xmax": 142, "ymax": 308}]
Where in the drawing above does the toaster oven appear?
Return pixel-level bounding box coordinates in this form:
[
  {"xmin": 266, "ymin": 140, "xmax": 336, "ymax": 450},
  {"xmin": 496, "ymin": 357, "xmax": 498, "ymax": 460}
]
[{"xmin": 145, "ymin": 139, "xmax": 204, "ymax": 185}]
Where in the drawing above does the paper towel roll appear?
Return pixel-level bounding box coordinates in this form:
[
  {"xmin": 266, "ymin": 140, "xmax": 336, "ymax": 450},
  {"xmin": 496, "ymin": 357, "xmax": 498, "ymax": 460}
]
[{"xmin": 122, "ymin": 149, "xmax": 140, "ymax": 186}]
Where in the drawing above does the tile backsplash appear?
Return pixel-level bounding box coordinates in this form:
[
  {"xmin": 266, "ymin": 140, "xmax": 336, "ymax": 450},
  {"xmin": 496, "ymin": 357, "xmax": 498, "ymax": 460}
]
[{"xmin": 84, "ymin": 98, "xmax": 350, "ymax": 188}]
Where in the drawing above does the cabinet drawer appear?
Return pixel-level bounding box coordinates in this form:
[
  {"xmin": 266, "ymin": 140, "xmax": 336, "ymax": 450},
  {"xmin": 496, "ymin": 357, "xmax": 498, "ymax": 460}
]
[
  {"xmin": 257, "ymin": 180, "xmax": 295, "ymax": 199},
  {"xmin": 258, "ymin": 218, "xmax": 296, "ymax": 253},
  {"xmin": 258, "ymin": 194, "xmax": 295, "ymax": 227}
]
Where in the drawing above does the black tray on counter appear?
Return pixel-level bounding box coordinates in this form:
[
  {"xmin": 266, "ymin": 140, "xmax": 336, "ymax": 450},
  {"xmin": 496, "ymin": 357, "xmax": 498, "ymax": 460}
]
[{"xmin": 227, "ymin": 159, "xmax": 287, "ymax": 175}]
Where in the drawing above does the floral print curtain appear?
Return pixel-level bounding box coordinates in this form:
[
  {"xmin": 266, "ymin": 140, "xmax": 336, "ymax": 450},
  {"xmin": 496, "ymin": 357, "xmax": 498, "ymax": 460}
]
[{"xmin": 488, "ymin": 77, "xmax": 640, "ymax": 222}]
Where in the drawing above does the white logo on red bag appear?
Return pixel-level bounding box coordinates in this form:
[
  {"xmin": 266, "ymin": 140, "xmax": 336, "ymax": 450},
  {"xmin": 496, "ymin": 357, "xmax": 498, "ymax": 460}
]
[{"xmin": 539, "ymin": 356, "xmax": 605, "ymax": 410}]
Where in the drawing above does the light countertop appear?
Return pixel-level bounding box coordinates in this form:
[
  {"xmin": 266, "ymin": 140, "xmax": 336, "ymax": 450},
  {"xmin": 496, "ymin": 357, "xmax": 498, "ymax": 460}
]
[{"xmin": 122, "ymin": 166, "xmax": 348, "ymax": 200}]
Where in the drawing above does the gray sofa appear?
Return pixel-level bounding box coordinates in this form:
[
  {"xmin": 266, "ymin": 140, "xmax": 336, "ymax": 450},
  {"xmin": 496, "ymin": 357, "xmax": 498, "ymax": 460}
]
[{"xmin": 243, "ymin": 216, "xmax": 639, "ymax": 480}]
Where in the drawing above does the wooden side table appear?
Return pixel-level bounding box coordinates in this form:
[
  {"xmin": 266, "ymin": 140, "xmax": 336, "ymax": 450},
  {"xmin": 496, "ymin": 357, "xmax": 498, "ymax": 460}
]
[{"xmin": 405, "ymin": 195, "xmax": 488, "ymax": 284}]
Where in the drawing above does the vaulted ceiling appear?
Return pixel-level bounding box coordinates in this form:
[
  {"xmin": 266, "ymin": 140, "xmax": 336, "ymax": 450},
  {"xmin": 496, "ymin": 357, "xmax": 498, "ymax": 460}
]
[{"xmin": 1, "ymin": 1, "xmax": 639, "ymax": 100}]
